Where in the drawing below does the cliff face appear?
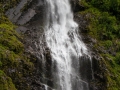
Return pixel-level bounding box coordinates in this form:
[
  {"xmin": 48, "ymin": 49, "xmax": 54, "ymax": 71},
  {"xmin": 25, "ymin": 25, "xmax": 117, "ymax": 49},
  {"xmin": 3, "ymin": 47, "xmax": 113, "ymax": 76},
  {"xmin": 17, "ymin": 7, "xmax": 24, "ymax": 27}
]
[
  {"xmin": 74, "ymin": 1, "xmax": 120, "ymax": 90},
  {"xmin": 1, "ymin": 0, "xmax": 54, "ymax": 90},
  {"xmin": 1, "ymin": 0, "xmax": 120, "ymax": 90},
  {"xmin": 0, "ymin": 0, "xmax": 47, "ymax": 90}
]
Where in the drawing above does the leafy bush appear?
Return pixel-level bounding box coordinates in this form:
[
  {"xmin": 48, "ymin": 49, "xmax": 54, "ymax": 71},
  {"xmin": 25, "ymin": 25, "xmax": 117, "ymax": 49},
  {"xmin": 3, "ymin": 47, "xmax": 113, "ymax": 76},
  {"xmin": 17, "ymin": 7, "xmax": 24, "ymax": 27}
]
[
  {"xmin": 88, "ymin": 0, "xmax": 120, "ymax": 18},
  {"xmin": 101, "ymin": 40, "xmax": 113, "ymax": 49},
  {"xmin": 115, "ymin": 53, "xmax": 120, "ymax": 65},
  {"xmin": 80, "ymin": 8, "xmax": 120, "ymax": 40}
]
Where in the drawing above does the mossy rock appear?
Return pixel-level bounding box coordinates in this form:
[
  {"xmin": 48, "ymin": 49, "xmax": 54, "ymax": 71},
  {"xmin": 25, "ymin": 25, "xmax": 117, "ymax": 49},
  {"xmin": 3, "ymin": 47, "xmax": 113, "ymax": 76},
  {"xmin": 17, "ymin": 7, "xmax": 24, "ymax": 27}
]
[
  {"xmin": 0, "ymin": 70, "xmax": 17, "ymax": 90},
  {"xmin": 0, "ymin": 2, "xmax": 34, "ymax": 89},
  {"xmin": 0, "ymin": 23, "xmax": 23, "ymax": 53}
]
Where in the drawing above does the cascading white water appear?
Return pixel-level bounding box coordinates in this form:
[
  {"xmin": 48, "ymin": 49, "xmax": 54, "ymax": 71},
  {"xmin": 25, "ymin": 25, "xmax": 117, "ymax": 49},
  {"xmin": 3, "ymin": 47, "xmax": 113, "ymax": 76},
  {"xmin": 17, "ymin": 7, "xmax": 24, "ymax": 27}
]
[{"xmin": 44, "ymin": 0, "xmax": 91, "ymax": 90}]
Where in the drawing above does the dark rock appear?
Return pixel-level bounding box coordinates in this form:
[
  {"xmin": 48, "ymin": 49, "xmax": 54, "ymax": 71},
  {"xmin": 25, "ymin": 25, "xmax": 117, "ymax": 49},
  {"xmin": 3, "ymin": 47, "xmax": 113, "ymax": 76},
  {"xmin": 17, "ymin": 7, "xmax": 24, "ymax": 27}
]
[{"xmin": 70, "ymin": 0, "xmax": 85, "ymax": 12}]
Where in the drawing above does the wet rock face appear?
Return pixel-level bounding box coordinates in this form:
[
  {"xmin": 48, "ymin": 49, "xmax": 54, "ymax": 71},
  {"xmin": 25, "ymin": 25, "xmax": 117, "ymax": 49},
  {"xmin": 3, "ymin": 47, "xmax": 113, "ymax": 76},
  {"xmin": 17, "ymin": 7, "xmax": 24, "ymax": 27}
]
[
  {"xmin": 6, "ymin": 0, "xmax": 54, "ymax": 90},
  {"xmin": 6, "ymin": 0, "xmax": 106, "ymax": 90},
  {"xmin": 6, "ymin": 0, "xmax": 47, "ymax": 61},
  {"xmin": 74, "ymin": 11, "xmax": 107, "ymax": 90}
]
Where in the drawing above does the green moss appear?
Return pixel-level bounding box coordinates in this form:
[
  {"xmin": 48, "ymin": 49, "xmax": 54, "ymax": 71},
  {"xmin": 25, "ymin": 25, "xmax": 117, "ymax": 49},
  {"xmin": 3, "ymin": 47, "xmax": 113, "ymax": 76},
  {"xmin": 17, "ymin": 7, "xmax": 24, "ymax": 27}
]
[
  {"xmin": 101, "ymin": 53, "xmax": 120, "ymax": 89},
  {"xmin": 0, "ymin": 24, "xmax": 15, "ymax": 30},
  {"xmin": 0, "ymin": 23, "xmax": 23, "ymax": 53},
  {"xmin": 0, "ymin": 21, "xmax": 34, "ymax": 89},
  {"xmin": 0, "ymin": 1, "xmax": 35, "ymax": 89},
  {"xmin": 79, "ymin": 0, "xmax": 91, "ymax": 8},
  {"xmin": 0, "ymin": 70, "xmax": 17, "ymax": 90},
  {"xmin": 114, "ymin": 52, "xmax": 120, "ymax": 65},
  {"xmin": 0, "ymin": 23, "xmax": 34, "ymax": 89},
  {"xmin": 101, "ymin": 40, "xmax": 113, "ymax": 49},
  {"xmin": 0, "ymin": 0, "xmax": 20, "ymax": 11}
]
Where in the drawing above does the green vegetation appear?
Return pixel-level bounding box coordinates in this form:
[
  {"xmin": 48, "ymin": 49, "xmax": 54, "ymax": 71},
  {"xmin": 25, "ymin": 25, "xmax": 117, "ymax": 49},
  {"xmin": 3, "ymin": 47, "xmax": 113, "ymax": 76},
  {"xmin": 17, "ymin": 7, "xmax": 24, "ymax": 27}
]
[
  {"xmin": 0, "ymin": 1, "xmax": 34, "ymax": 90},
  {"xmin": 0, "ymin": 0, "xmax": 20, "ymax": 11},
  {"xmin": 79, "ymin": 0, "xmax": 120, "ymax": 89},
  {"xmin": 0, "ymin": 21, "xmax": 19, "ymax": 90},
  {"xmin": 80, "ymin": 8, "xmax": 120, "ymax": 40},
  {"xmin": 0, "ymin": 22, "xmax": 34, "ymax": 89},
  {"xmin": 0, "ymin": 70, "xmax": 17, "ymax": 90}
]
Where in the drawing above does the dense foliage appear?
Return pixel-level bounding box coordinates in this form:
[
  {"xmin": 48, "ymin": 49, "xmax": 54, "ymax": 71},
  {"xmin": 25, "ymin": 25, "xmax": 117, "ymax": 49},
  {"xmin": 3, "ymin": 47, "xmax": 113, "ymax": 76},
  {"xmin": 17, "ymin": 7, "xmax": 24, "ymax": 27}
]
[{"xmin": 79, "ymin": 0, "xmax": 120, "ymax": 90}]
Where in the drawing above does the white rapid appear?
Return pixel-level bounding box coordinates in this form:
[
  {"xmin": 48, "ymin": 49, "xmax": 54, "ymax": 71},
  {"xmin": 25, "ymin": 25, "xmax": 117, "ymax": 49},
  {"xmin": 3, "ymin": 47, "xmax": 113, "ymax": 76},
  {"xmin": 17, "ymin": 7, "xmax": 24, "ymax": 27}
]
[{"xmin": 44, "ymin": 0, "xmax": 91, "ymax": 90}]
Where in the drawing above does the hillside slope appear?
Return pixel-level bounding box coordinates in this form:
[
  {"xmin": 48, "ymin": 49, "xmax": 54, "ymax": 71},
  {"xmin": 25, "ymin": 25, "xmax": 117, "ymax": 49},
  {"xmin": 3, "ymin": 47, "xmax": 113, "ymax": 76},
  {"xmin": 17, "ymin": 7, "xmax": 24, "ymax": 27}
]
[{"xmin": 75, "ymin": 0, "xmax": 120, "ymax": 90}]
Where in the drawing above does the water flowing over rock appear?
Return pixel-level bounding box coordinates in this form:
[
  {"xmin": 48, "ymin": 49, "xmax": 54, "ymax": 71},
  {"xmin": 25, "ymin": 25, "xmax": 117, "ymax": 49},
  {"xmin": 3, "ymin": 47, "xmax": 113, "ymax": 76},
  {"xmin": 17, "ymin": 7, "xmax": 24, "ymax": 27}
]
[
  {"xmin": 44, "ymin": 0, "xmax": 93, "ymax": 90},
  {"xmin": 5, "ymin": 0, "xmax": 102, "ymax": 90}
]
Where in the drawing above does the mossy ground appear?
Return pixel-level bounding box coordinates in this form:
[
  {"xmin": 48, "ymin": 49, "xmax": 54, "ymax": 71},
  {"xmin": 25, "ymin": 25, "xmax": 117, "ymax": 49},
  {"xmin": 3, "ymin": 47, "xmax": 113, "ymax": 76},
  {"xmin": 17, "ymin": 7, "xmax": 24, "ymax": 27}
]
[
  {"xmin": 0, "ymin": 70, "xmax": 17, "ymax": 90},
  {"xmin": 0, "ymin": 24, "xmax": 34, "ymax": 89},
  {"xmin": 0, "ymin": 1, "xmax": 34, "ymax": 90},
  {"xmin": 78, "ymin": 0, "xmax": 120, "ymax": 90}
]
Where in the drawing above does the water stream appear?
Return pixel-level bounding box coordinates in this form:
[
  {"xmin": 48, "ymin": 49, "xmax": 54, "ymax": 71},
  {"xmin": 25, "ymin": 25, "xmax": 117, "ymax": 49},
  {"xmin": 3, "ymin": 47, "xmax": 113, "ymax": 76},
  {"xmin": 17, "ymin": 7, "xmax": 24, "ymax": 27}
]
[{"xmin": 44, "ymin": 0, "xmax": 92, "ymax": 90}]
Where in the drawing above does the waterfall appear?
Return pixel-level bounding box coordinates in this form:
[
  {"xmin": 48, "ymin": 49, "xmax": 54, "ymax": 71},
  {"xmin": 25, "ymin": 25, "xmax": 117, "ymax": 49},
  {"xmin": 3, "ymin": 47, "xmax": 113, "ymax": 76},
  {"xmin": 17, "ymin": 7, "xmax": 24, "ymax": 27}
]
[{"xmin": 44, "ymin": 0, "xmax": 93, "ymax": 90}]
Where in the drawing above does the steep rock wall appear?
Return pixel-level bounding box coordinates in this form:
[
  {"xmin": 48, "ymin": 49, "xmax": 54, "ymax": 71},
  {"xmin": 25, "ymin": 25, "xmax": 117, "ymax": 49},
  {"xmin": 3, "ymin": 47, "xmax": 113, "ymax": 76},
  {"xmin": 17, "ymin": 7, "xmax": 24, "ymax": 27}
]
[
  {"xmin": 5, "ymin": 0, "xmax": 108, "ymax": 90},
  {"xmin": 6, "ymin": 0, "xmax": 56, "ymax": 90}
]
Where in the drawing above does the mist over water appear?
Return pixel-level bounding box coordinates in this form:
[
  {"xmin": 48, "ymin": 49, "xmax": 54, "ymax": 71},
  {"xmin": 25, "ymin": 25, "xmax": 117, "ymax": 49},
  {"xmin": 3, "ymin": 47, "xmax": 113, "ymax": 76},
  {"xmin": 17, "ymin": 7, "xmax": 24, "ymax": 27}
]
[{"xmin": 44, "ymin": 0, "xmax": 92, "ymax": 90}]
